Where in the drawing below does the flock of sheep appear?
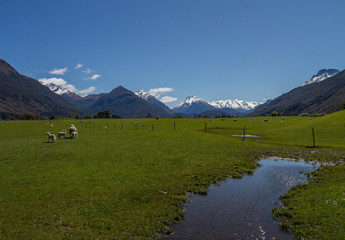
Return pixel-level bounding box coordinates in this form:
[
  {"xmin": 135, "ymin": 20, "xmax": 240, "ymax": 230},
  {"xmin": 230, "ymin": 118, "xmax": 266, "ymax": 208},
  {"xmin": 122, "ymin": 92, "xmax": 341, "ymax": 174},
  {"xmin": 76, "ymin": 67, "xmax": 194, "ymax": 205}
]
[{"xmin": 46, "ymin": 124, "xmax": 78, "ymax": 143}]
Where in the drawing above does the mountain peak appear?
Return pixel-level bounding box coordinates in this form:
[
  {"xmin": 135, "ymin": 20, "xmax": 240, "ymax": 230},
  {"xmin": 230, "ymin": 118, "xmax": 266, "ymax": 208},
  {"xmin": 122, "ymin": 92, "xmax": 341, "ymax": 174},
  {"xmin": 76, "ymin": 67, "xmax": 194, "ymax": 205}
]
[
  {"xmin": 175, "ymin": 96, "xmax": 206, "ymax": 107},
  {"xmin": 301, "ymin": 69, "xmax": 340, "ymax": 86},
  {"xmin": 38, "ymin": 80, "xmax": 74, "ymax": 95},
  {"xmin": 135, "ymin": 90, "xmax": 152, "ymax": 100}
]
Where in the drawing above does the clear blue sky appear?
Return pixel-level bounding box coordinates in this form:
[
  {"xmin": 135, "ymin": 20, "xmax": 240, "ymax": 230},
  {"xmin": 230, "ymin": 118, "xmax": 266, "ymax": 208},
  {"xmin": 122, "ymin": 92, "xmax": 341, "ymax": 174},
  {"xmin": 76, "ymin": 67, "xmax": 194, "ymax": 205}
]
[{"xmin": 1, "ymin": 0, "xmax": 345, "ymax": 107}]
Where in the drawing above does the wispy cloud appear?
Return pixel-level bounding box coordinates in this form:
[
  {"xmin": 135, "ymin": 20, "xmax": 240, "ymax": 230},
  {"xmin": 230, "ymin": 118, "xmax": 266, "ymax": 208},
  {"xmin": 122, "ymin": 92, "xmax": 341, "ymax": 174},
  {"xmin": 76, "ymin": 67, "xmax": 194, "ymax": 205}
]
[
  {"xmin": 78, "ymin": 86, "xmax": 96, "ymax": 96},
  {"xmin": 149, "ymin": 87, "xmax": 174, "ymax": 98},
  {"xmin": 82, "ymin": 67, "xmax": 94, "ymax": 75},
  {"xmin": 38, "ymin": 77, "xmax": 95, "ymax": 96},
  {"xmin": 75, "ymin": 63, "xmax": 83, "ymax": 69},
  {"xmin": 160, "ymin": 96, "xmax": 178, "ymax": 103},
  {"xmin": 90, "ymin": 74, "xmax": 101, "ymax": 80},
  {"xmin": 49, "ymin": 67, "xmax": 68, "ymax": 75}
]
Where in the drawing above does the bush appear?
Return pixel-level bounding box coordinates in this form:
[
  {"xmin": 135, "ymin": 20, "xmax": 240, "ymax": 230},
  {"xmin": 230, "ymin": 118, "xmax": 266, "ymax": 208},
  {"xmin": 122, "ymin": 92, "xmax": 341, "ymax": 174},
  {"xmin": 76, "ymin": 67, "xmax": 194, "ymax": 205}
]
[
  {"xmin": 272, "ymin": 111, "xmax": 280, "ymax": 116},
  {"xmin": 112, "ymin": 114, "xmax": 121, "ymax": 119},
  {"xmin": 84, "ymin": 114, "xmax": 92, "ymax": 119},
  {"xmin": 21, "ymin": 112, "xmax": 41, "ymax": 120},
  {"xmin": 95, "ymin": 110, "xmax": 111, "ymax": 119}
]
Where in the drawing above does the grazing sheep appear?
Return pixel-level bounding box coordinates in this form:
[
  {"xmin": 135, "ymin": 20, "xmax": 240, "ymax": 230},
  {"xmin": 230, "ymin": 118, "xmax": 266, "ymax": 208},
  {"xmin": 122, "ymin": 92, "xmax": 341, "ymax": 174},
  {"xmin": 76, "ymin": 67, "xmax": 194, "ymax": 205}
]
[
  {"xmin": 46, "ymin": 132, "xmax": 56, "ymax": 143},
  {"xmin": 58, "ymin": 130, "xmax": 66, "ymax": 139},
  {"xmin": 69, "ymin": 124, "xmax": 78, "ymax": 137},
  {"xmin": 71, "ymin": 131, "xmax": 78, "ymax": 139}
]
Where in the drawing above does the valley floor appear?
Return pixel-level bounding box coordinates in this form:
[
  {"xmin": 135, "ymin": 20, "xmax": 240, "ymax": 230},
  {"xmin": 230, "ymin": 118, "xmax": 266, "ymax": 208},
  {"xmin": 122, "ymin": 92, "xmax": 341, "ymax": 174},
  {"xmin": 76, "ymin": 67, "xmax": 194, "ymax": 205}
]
[{"xmin": 0, "ymin": 113, "xmax": 345, "ymax": 239}]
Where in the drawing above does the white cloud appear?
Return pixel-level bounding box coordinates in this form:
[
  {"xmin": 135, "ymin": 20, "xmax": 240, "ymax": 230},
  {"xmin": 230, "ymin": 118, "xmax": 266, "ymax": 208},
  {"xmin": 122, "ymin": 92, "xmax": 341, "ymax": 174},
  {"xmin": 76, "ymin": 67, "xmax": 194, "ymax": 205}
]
[
  {"xmin": 78, "ymin": 86, "xmax": 96, "ymax": 96},
  {"xmin": 160, "ymin": 96, "xmax": 178, "ymax": 103},
  {"xmin": 82, "ymin": 67, "xmax": 94, "ymax": 75},
  {"xmin": 149, "ymin": 87, "xmax": 174, "ymax": 97},
  {"xmin": 38, "ymin": 77, "xmax": 95, "ymax": 96},
  {"xmin": 75, "ymin": 63, "xmax": 83, "ymax": 69},
  {"xmin": 90, "ymin": 74, "xmax": 101, "ymax": 80},
  {"xmin": 49, "ymin": 67, "xmax": 68, "ymax": 75},
  {"xmin": 38, "ymin": 77, "xmax": 69, "ymax": 87}
]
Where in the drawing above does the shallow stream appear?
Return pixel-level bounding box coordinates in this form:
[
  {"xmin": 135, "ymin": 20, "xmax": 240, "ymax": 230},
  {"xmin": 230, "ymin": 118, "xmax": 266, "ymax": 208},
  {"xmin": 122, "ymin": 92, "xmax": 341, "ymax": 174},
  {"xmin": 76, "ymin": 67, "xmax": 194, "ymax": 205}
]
[{"xmin": 165, "ymin": 159, "xmax": 318, "ymax": 240}]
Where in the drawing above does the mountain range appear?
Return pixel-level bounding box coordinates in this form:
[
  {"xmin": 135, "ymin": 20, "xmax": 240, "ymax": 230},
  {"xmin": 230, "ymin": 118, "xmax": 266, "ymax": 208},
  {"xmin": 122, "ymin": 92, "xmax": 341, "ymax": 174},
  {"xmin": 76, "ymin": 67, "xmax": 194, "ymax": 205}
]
[
  {"xmin": 1, "ymin": 58, "xmax": 345, "ymax": 118},
  {"xmin": 170, "ymin": 96, "xmax": 262, "ymax": 116}
]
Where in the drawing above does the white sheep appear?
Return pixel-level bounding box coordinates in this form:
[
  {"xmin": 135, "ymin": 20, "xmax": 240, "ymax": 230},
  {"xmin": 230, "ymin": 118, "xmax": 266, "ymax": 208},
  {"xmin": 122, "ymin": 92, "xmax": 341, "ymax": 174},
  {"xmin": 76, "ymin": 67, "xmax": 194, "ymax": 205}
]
[
  {"xmin": 58, "ymin": 130, "xmax": 66, "ymax": 139},
  {"xmin": 69, "ymin": 124, "xmax": 78, "ymax": 137},
  {"xmin": 46, "ymin": 132, "xmax": 56, "ymax": 143},
  {"xmin": 71, "ymin": 131, "xmax": 78, "ymax": 139}
]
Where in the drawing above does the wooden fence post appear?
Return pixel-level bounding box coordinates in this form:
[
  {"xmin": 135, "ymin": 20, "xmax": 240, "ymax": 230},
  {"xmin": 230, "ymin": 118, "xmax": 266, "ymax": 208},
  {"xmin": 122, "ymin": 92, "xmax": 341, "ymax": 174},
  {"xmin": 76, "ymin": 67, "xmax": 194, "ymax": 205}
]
[{"xmin": 242, "ymin": 125, "xmax": 246, "ymax": 141}]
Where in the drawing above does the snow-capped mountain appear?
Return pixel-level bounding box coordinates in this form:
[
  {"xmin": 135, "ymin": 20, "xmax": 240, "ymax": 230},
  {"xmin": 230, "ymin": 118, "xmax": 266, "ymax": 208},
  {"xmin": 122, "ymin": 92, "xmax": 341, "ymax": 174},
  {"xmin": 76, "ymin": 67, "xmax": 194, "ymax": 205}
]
[
  {"xmin": 38, "ymin": 80, "xmax": 72, "ymax": 95},
  {"xmin": 172, "ymin": 96, "xmax": 216, "ymax": 114},
  {"xmin": 173, "ymin": 96, "xmax": 263, "ymax": 116},
  {"xmin": 209, "ymin": 99, "xmax": 262, "ymax": 111},
  {"xmin": 301, "ymin": 69, "xmax": 340, "ymax": 86},
  {"xmin": 135, "ymin": 90, "xmax": 172, "ymax": 113}
]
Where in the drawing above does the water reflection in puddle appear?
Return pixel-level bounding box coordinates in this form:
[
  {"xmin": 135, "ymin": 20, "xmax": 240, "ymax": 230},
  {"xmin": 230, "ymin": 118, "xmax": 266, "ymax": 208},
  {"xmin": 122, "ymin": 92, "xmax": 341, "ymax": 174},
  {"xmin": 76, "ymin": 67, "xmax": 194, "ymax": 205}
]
[
  {"xmin": 165, "ymin": 159, "xmax": 318, "ymax": 240},
  {"xmin": 232, "ymin": 134, "xmax": 260, "ymax": 138}
]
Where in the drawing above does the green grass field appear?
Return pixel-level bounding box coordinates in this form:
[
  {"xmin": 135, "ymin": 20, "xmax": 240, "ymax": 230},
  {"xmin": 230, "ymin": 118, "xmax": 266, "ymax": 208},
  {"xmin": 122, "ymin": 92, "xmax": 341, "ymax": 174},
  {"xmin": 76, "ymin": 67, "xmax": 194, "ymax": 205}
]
[{"xmin": 1, "ymin": 112, "xmax": 345, "ymax": 239}]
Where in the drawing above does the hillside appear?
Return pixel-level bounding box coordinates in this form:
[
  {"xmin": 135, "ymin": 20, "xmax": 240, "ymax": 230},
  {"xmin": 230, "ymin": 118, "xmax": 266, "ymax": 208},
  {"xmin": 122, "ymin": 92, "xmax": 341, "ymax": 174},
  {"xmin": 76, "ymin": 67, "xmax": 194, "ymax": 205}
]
[
  {"xmin": 0, "ymin": 59, "xmax": 77, "ymax": 117},
  {"xmin": 86, "ymin": 86, "xmax": 173, "ymax": 118},
  {"xmin": 250, "ymin": 69, "xmax": 345, "ymax": 116}
]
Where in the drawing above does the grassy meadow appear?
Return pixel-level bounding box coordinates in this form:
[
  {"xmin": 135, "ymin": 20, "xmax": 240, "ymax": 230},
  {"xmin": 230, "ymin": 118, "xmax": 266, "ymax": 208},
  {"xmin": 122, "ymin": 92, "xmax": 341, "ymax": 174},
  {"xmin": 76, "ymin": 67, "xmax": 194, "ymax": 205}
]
[{"xmin": 1, "ymin": 112, "xmax": 345, "ymax": 239}]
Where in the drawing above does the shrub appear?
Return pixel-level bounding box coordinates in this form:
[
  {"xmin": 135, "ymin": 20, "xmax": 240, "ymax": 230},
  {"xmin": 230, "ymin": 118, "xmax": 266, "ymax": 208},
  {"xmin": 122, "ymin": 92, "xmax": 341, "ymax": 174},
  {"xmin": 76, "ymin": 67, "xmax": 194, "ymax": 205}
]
[
  {"xmin": 112, "ymin": 114, "xmax": 121, "ymax": 119},
  {"xmin": 95, "ymin": 110, "xmax": 111, "ymax": 118},
  {"xmin": 272, "ymin": 111, "xmax": 280, "ymax": 116},
  {"xmin": 21, "ymin": 112, "xmax": 41, "ymax": 120}
]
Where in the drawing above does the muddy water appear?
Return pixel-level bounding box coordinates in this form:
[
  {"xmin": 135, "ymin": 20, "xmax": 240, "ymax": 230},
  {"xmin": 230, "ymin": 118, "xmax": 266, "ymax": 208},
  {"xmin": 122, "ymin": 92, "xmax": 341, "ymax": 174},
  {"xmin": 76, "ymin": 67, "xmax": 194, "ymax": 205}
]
[{"xmin": 165, "ymin": 159, "xmax": 318, "ymax": 240}]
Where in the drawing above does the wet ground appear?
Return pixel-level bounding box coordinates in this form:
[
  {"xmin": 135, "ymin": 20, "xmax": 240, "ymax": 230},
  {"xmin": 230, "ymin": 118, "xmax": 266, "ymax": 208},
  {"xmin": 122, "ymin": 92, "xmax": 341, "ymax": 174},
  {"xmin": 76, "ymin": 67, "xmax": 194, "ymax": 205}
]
[{"xmin": 164, "ymin": 159, "xmax": 318, "ymax": 240}]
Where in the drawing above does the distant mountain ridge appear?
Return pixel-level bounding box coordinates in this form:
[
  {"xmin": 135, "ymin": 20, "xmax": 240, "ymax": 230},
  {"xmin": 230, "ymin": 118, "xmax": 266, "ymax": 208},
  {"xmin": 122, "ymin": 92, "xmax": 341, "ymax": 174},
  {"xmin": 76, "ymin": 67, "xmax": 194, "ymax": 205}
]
[
  {"xmin": 301, "ymin": 69, "xmax": 340, "ymax": 86},
  {"xmin": 0, "ymin": 59, "xmax": 77, "ymax": 116},
  {"xmin": 135, "ymin": 90, "xmax": 173, "ymax": 113},
  {"xmin": 250, "ymin": 69, "xmax": 345, "ymax": 116},
  {"xmin": 172, "ymin": 96, "xmax": 262, "ymax": 116},
  {"xmin": 85, "ymin": 86, "xmax": 172, "ymax": 118},
  {"xmin": 172, "ymin": 96, "xmax": 217, "ymax": 114}
]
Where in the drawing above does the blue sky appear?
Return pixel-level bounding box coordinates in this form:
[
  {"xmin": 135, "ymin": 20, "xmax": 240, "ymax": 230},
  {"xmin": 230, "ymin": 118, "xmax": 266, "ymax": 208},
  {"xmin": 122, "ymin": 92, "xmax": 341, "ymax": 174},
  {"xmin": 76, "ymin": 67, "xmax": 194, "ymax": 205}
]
[{"xmin": 1, "ymin": 0, "xmax": 345, "ymax": 107}]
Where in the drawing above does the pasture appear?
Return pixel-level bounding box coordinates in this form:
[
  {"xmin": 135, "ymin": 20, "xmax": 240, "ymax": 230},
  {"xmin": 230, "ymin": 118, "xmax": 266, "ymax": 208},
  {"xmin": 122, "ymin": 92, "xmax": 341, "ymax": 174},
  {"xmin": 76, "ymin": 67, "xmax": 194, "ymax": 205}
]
[{"xmin": 1, "ymin": 113, "xmax": 345, "ymax": 239}]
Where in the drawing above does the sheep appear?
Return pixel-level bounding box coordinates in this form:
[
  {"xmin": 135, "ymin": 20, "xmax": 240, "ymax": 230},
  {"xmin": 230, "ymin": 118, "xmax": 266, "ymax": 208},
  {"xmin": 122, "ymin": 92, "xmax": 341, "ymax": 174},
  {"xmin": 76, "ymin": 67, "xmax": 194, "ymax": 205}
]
[
  {"xmin": 57, "ymin": 130, "xmax": 66, "ymax": 139},
  {"xmin": 69, "ymin": 124, "xmax": 78, "ymax": 137},
  {"xmin": 71, "ymin": 131, "xmax": 78, "ymax": 139},
  {"xmin": 46, "ymin": 132, "xmax": 56, "ymax": 143}
]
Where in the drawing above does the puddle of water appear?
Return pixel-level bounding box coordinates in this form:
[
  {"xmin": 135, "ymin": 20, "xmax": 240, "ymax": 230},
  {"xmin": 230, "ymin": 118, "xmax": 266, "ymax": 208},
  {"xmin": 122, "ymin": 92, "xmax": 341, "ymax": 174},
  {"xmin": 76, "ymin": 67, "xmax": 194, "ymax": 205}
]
[
  {"xmin": 164, "ymin": 159, "xmax": 318, "ymax": 240},
  {"xmin": 232, "ymin": 134, "xmax": 260, "ymax": 138}
]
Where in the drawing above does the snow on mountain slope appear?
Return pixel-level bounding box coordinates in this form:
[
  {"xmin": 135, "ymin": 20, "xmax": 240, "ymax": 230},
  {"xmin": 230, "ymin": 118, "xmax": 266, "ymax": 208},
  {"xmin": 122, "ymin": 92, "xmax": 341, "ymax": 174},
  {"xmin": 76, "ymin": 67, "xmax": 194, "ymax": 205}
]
[
  {"xmin": 173, "ymin": 96, "xmax": 263, "ymax": 115},
  {"xmin": 38, "ymin": 80, "xmax": 73, "ymax": 95},
  {"xmin": 209, "ymin": 99, "xmax": 262, "ymax": 110},
  {"xmin": 301, "ymin": 69, "xmax": 340, "ymax": 86},
  {"xmin": 135, "ymin": 90, "xmax": 151, "ymax": 100},
  {"xmin": 174, "ymin": 96, "xmax": 207, "ymax": 108},
  {"xmin": 135, "ymin": 90, "xmax": 172, "ymax": 113},
  {"xmin": 172, "ymin": 96, "xmax": 216, "ymax": 114}
]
